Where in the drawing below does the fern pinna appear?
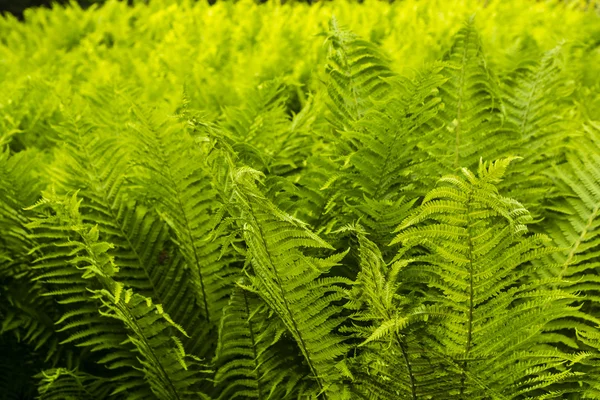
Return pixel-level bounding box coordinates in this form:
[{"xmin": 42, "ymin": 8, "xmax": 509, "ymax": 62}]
[{"xmin": 1, "ymin": 1, "xmax": 600, "ymax": 399}]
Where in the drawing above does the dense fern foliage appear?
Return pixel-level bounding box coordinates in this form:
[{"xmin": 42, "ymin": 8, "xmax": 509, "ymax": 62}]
[{"xmin": 2, "ymin": 0, "xmax": 600, "ymax": 398}]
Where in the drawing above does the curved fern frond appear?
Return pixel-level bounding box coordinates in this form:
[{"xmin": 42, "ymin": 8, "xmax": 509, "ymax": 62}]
[
  {"xmin": 334, "ymin": 65, "xmax": 446, "ymax": 247},
  {"xmin": 232, "ymin": 168, "xmax": 350, "ymax": 398},
  {"xmin": 344, "ymin": 229, "xmax": 450, "ymax": 400},
  {"xmin": 214, "ymin": 282, "xmax": 309, "ymax": 400},
  {"xmin": 222, "ymin": 80, "xmax": 291, "ymax": 171},
  {"xmin": 0, "ymin": 148, "xmax": 60, "ymax": 362},
  {"xmin": 547, "ymin": 138, "xmax": 600, "ymax": 282},
  {"xmin": 392, "ymin": 158, "xmax": 579, "ymax": 398},
  {"xmin": 542, "ymin": 127, "xmax": 600, "ymax": 395},
  {"xmin": 94, "ymin": 289, "xmax": 210, "ymax": 400},
  {"xmin": 37, "ymin": 368, "xmax": 113, "ymax": 400},
  {"xmin": 499, "ymin": 45, "xmax": 575, "ymax": 215},
  {"xmin": 434, "ymin": 18, "xmax": 517, "ymax": 170},
  {"xmin": 27, "ymin": 191, "xmax": 211, "ymax": 399},
  {"xmin": 325, "ymin": 17, "xmax": 395, "ymax": 132},
  {"xmin": 127, "ymin": 103, "xmax": 239, "ymax": 328},
  {"xmin": 47, "ymin": 108, "xmax": 209, "ymax": 357},
  {"xmin": 504, "ymin": 45, "xmax": 569, "ymax": 142}
]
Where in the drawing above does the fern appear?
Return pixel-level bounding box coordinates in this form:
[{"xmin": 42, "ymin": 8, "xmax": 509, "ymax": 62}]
[
  {"xmin": 1, "ymin": 1, "xmax": 600, "ymax": 399},
  {"xmin": 46, "ymin": 105, "xmax": 211, "ymax": 359},
  {"xmin": 27, "ymin": 191, "xmax": 210, "ymax": 399},
  {"xmin": 344, "ymin": 228, "xmax": 450, "ymax": 400},
  {"xmin": 214, "ymin": 282, "xmax": 309, "ymax": 399},
  {"xmin": 37, "ymin": 368, "xmax": 113, "ymax": 400},
  {"xmin": 334, "ymin": 66, "xmax": 447, "ymax": 248},
  {"xmin": 433, "ymin": 18, "xmax": 517, "ymax": 171},
  {"xmin": 325, "ymin": 17, "xmax": 395, "ymax": 132},
  {"xmin": 392, "ymin": 158, "xmax": 580, "ymax": 398},
  {"xmin": 499, "ymin": 45, "xmax": 576, "ymax": 216},
  {"xmin": 232, "ymin": 168, "xmax": 350, "ymax": 398},
  {"xmin": 127, "ymin": 102, "xmax": 239, "ymax": 329}
]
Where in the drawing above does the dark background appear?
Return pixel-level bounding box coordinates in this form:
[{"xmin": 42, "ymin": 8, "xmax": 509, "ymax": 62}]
[
  {"xmin": 0, "ymin": 0, "xmax": 103, "ymax": 19},
  {"xmin": 0, "ymin": 0, "xmax": 327, "ymax": 19}
]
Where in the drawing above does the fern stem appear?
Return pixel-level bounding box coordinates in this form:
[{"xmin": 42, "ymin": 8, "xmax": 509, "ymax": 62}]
[
  {"xmin": 460, "ymin": 191, "xmax": 475, "ymax": 398},
  {"xmin": 560, "ymin": 203, "xmax": 600, "ymax": 278},
  {"xmin": 246, "ymin": 200, "xmax": 326, "ymax": 396},
  {"xmin": 394, "ymin": 331, "xmax": 417, "ymax": 400},
  {"xmin": 242, "ymin": 290, "xmax": 265, "ymax": 400}
]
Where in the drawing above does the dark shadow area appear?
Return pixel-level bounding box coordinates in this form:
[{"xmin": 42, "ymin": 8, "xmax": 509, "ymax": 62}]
[{"xmin": 0, "ymin": 0, "xmax": 101, "ymax": 19}]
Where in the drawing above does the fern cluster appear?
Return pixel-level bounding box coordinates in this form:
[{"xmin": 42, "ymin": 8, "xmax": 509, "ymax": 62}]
[{"xmin": 2, "ymin": 0, "xmax": 600, "ymax": 399}]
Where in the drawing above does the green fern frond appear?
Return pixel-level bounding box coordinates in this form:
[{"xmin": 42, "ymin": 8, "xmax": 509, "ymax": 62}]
[
  {"xmin": 127, "ymin": 103, "xmax": 239, "ymax": 329},
  {"xmin": 47, "ymin": 107, "xmax": 211, "ymax": 358},
  {"xmin": 325, "ymin": 17, "xmax": 395, "ymax": 132},
  {"xmin": 434, "ymin": 18, "xmax": 517, "ymax": 171},
  {"xmin": 27, "ymin": 191, "xmax": 211, "ymax": 399},
  {"xmin": 344, "ymin": 229, "xmax": 448, "ymax": 400},
  {"xmin": 392, "ymin": 158, "xmax": 579, "ymax": 398},
  {"xmin": 332, "ymin": 65, "xmax": 446, "ymax": 246},
  {"xmin": 222, "ymin": 80, "xmax": 293, "ymax": 171},
  {"xmin": 499, "ymin": 45, "xmax": 576, "ymax": 215},
  {"xmin": 94, "ymin": 288, "xmax": 210, "ymax": 400},
  {"xmin": 215, "ymin": 282, "xmax": 309, "ymax": 400},
  {"xmin": 232, "ymin": 168, "xmax": 350, "ymax": 398},
  {"xmin": 37, "ymin": 368, "xmax": 113, "ymax": 400},
  {"xmin": 0, "ymin": 147, "xmax": 44, "ymax": 253},
  {"xmin": 542, "ymin": 127, "xmax": 600, "ymax": 395},
  {"xmin": 0, "ymin": 148, "xmax": 61, "ymax": 361}
]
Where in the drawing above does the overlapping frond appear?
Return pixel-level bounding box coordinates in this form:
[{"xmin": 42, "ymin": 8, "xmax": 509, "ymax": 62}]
[
  {"xmin": 541, "ymin": 126, "xmax": 600, "ymax": 395},
  {"xmin": 0, "ymin": 148, "xmax": 61, "ymax": 364},
  {"xmin": 127, "ymin": 103, "xmax": 239, "ymax": 329},
  {"xmin": 392, "ymin": 158, "xmax": 579, "ymax": 398},
  {"xmin": 26, "ymin": 191, "xmax": 210, "ymax": 399},
  {"xmin": 214, "ymin": 282, "xmax": 309, "ymax": 400},
  {"xmin": 46, "ymin": 107, "xmax": 211, "ymax": 358},
  {"xmin": 1, "ymin": 2, "xmax": 599, "ymax": 399},
  {"xmin": 332, "ymin": 66, "xmax": 446, "ymax": 247},
  {"xmin": 343, "ymin": 229, "xmax": 450, "ymax": 400},
  {"xmin": 37, "ymin": 368, "xmax": 113, "ymax": 400},
  {"xmin": 432, "ymin": 18, "xmax": 517, "ymax": 171},
  {"xmin": 232, "ymin": 168, "xmax": 350, "ymax": 398},
  {"xmin": 499, "ymin": 45, "xmax": 575, "ymax": 215},
  {"xmin": 325, "ymin": 17, "xmax": 395, "ymax": 132},
  {"xmin": 222, "ymin": 81, "xmax": 292, "ymax": 171},
  {"xmin": 0, "ymin": 147, "xmax": 44, "ymax": 256}
]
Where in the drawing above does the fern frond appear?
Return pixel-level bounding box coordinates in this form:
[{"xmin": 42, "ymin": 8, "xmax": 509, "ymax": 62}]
[
  {"xmin": 222, "ymin": 80, "xmax": 292, "ymax": 171},
  {"xmin": 27, "ymin": 191, "xmax": 211, "ymax": 399},
  {"xmin": 215, "ymin": 282, "xmax": 309, "ymax": 400},
  {"xmin": 344, "ymin": 229, "xmax": 449, "ymax": 400},
  {"xmin": 542, "ymin": 128, "xmax": 600, "ymax": 395},
  {"xmin": 94, "ymin": 288, "xmax": 210, "ymax": 400},
  {"xmin": 325, "ymin": 17, "xmax": 394, "ymax": 132},
  {"xmin": 392, "ymin": 158, "xmax": 579, "ymax": 398},
  {"xmin": 48, "ymin": 108, "xmax": 209, "ymax": 358},
  {"xmin": 127, "ymin": 102, "xmax": 239, "ymax": 330},
  {"xmin": 433, "ymin": 18, "xmax": 517, "ymax": 171},
  {"xmin": 334, "ymin": 65, "xmax": 446, "ymax": 247},
  {"xmin": 37, "ymin": 368, "xmax": 113, "ymax": 400},
  {"xmin": 499, "ymin": 45, "xmax": 575, "ymax": 215},
  {"xmin": 0, "ymin": 148, "xmax": 64, "ymax": 364},
  {"xmin": 232, "ymin": 168, "xmax": 350, "ymax": 398}
]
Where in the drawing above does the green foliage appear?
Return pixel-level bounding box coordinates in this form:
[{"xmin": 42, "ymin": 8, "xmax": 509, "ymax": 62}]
[{"xmin": 1, "ymin": 0, "xmax": 600, "ymax": 399}]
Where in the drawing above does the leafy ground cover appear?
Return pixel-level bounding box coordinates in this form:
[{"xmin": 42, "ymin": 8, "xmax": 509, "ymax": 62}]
[{"xmin": 2, "ymin": 0, "xmax": 600, "ymax": 398}]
